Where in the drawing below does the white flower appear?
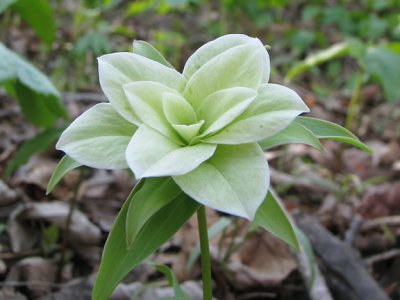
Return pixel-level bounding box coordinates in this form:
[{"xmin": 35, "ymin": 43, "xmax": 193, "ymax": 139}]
[{"xmin": 56, "ymin": 34, "xmax": 309, "ymax": 220}]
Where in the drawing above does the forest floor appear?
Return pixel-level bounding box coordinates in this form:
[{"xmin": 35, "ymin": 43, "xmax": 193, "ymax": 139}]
[{"xmin": 1, "ymin": 2, "xmax": 400, "ymax": 300}]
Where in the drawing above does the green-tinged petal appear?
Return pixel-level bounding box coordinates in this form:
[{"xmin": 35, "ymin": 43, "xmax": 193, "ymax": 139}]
[
  {"xmin": 183, "ymin": 39, "xmax": 269, "ymax": 109},
  {"xmin": 125, "ymin": 125, "xmax": 217, "ymax": 178},
  {"xmin": 205, "ymin": 84, "xmax": 309, "ymax": 144},
  {"xmin": 183, "ymin": 34, "xmax": 254, "ymax": 79},
  {"xmin": 173, "ymin": 144, "xmax": 269, "ymax": 220},
  {"xmin": 98, "ymin": 52, "xmax": 186, "ymax": 125},
  {"xmin": 123, "ymin": 81, "xmax": 181, "ymax": 143},
  {"xmin": 132, "ymin": 40, "xmax": 173, "ymax": 68},
  {"xmin": 197, "ymin": 87, "xmax": 257, "ymax": 137},
  {"xmin": 259, "ymin": 121, "xmax": 323, "ymax": 151},
  {"xmin": 172, "ymin": 120, "xmax": 204, "ymax": 144},
  {"xmin": 163, "ymin": 92, "xmax": 197, "ymax": 125},
  {"xmin": 56, "ymin": 103, "xmax": 137, "ymax": 169}
]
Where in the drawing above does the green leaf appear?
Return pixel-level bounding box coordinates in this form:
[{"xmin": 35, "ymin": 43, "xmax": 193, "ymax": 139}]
[
  {"xmin": 0, "ymin": 0, "xmax": 17, "ymax": 14},
  {"xmin": 56, "ymin": 103, "xmax": 137, "ymax": 169},
  {"xmin": 14, "ymin": 81, "xmax": 65, "ymax": 127},
  {"xmin": 183, "ymin": 38, "xmax": 268, "ymax": 109},
  {"xmin": 185, "ymin": 217, "xmax": 231, "ymax": 273},
  {"xmin": 46, "ymin": 155, "xmax": 81, "ymax": 194},
  {"xmin": 132, "ymin": 40, "xmax": 173, "ymax": 68},
  {"xmin": 174, "ymin": 143, "xmax": 269, "ymax": 220},
  {"xmin": 0, "ymin": 44, "xmax": 59, "ymax": 95},
  {"xmin": 0, "ymin": 43, "xmax": 67, "ymax": 127},
  {"xmin": 98, "ymin": 52, "xmax": 186, "ymax": 125},
  {"xmin": 295, "ymin": 116, "xmax": 373, "ymax": 153},
  {"xmin": 259, "ymin": 121, "xmax": 322, "ymax": 151},
  {"xmin": 363, "ymin": 46, "xmax": 400, "ymax": 103},
  {"xmin": 4, "ymin": 126, "xmax": 65, "ymax": 178},
  {"xmin": 254, "ymin": 190, "xmax": 300, "ymax": 251},
  {"xmin": 126, "ymin": 177, "xmax": 182, "ymax": 246},
  {"xmin": 205, "ymin": 84, "xmax": 309, "ymax": 144},
  {"xmin": 150, "ymin": 264, "xmax": 193, "ymax": 300},
  {"xmin": 126, "ymin": 125, "xmax": 216, "ymax": 178},
  {"xmin": 73, "ymin": 31, "xmax": 111, "ymax": 58},
  {"xmin": 12, "ymin": 0, "xmax": 56, "ymax": 45},
  {"xmin": 286, "ymin": 42, "xmax": 350, "ymax": 80},
  {"xmin": 92, "ymin": 182, "xmax": 199, "ymax": 300},
  {"xmin": 295, "ymin": 228, "xmax": 316, "ymax": 289}
]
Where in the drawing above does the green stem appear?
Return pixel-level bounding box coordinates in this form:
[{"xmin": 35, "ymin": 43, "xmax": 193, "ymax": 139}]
[
  {"xmin": 345, "ymin": 72, "xmax": 363, "ymax": 130},
  {"xmin": 197, "ymin": 205, "xmax": 212, "ymax": 300}
]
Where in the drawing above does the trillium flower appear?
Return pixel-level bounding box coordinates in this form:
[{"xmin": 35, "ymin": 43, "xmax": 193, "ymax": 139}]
[{"xmin": 56, "ymin": 34, "xmax": 309, "ymax": 220}]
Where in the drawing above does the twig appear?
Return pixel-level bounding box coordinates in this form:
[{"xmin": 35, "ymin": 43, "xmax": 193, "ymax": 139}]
[
  {"xmin": 236, "ymin": 291, "xmax": 276, "ymax": 299},
  {"xmin": 0, "ymin": 248, "xmax": 48, "ymax": 260},
  {"xmin": 365, "ymin": 249, "xmax": 400, "ymax": 266},
  {"xmin": 361, "ymin": 216, "xmax": 400, "ymax": 232},
  {"xmin": 297, "ymin": 215, "xmax": 390, "ymax": 300},
  {"xmin": 345, "ymin": 214, "xmax": 363, "ymax": 245},
  {"xmin": 63, "ymin": 92, "xmax": 107, "ymax": 103},
  {"xmin": 57, "ymin": 170, "xmax": 84, "ymax": 281},
  {"xmin": 295, "ymin": 248, "xmax": 334, "ymax": 300},
  {"xmin": 270, "ymin": 168, "xmax": 339, "ymax": 193},
  {"xmin": 0, "ymin": 281, "xmax": 64, "ymax": 288}
]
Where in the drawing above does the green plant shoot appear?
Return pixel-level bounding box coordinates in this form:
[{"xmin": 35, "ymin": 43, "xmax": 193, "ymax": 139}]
[{"xmin": 51, "ymin": 34, "xmax": 371, "ymax": 299}]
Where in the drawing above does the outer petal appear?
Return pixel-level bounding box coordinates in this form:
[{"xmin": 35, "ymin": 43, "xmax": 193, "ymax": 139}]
[
  {"xmin": 197, "ymin": 87, "xmax": 257, "ymax": 137},
  {"xmin": 98, "ymin": 52, "xmax": 186, "ymax": 125},
  {"xmin": 183, "ymin": 38, "xmax": 269, "ymax": 109},
  {"xmin": 205, "ymin": 84, "xmax": 309, "ymax": 144},
  {"xmin": 173, "ymin": 144, "xmax": 269, "ymax": 220},
  {"xmin": 183, "ymin": 34, "xmax": 253, "ymax": 79},
  {"xmin": 123, "ymin": 81, "xmax": 181, "ymax": 144},
  {"xmin": 56, "ymin": 103, "xmax": 137, "ymax": 169},
  {"xmin": 126, "ymin": 125, "xmax": 217, "ymax": 179},
  {"xmin": 132, "ymin": 40, "xmax": 173, "ymax": 68}
]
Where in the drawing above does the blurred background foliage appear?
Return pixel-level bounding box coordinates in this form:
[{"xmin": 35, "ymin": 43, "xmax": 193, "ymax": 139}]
[
  {"xmin": 2, "ymin": 0, "xmax": 400, "ymax": 95},
  {"xmin": 1, "ymin": 0, "xmax": 400, "ymax": 176}
]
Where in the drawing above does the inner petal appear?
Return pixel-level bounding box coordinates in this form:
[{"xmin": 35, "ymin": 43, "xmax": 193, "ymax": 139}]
[
  {"xmin": 172, "ymin": 120, "xmax": 205, "ymax": 144},
  {"xmin": 163, "ymin": 92, "xmax": 197, "ymax": 125}
]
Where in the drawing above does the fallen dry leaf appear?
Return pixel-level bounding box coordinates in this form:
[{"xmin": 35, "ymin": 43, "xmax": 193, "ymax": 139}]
[
  {"xmin": 5, "ymin": 257, "xmax": 56, "ymax": 299},
  {"xmin": 225, "ymin": 230, "xmax": 297, "ymax": 289},
  {"xmin": 7, "ymin": 201, "xmax": 101, "ymax": 253},
  {"xmin": 357, "ymin": 183, "xmax": 400, "ymax": 219}
]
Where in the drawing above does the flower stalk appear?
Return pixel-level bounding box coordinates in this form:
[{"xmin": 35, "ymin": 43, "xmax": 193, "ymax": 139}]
[{"xmin": 197, "ymin": 205, "xmax": 212, "ymax": 300}]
